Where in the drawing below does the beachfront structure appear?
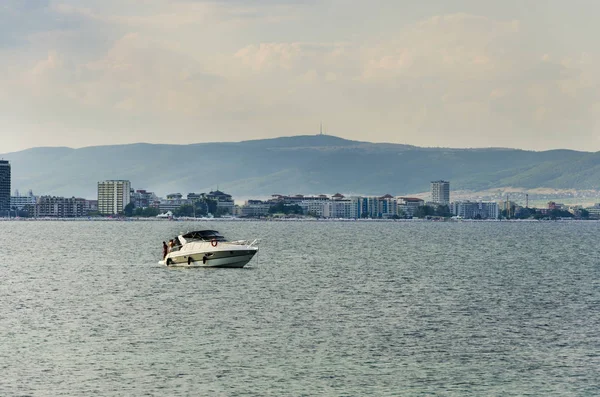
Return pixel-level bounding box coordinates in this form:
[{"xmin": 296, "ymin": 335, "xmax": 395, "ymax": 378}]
[
  {"xmin": 431, "ymin": 180, "xmax": 450, "ymax": 205},
  {"xmin": 240, "ymin": 200, "xmax": 271, "ymax": 217},
  {"xmin": 271, "ymin": 194, "xmax": 399, "ymax": 218},
  {"xmin": 132, "ymin": 189, "xmax": 158, "ymax": 209},
  {"xmin": 269, "ymin": 194, "xmax": 330, "ymax": 205},
  {"xmin": 397, "ymin": 197, "xmax": 425, "ymax": 217},
  {"xmin": 86, "ymin": 200, "xmax": 98, "ymax": 213},
  {"xmin": 159, "ymin": 193, "xmax": 190, "ymax": 212},
  {"xmin": 10, "ymin": 190, "xmax": 37, "ymax": 210},
  {"xmin": 451, "ymin": 201, "xmax": 499, "ymax": 219},
  {"xmin": 359, "ymin": 196, "xmax": 378, "ymax": 218},
  {"xmin": 187, "ymin": 192, "xmax": 205, "ymax": 201},
  {"xmin": 584, "ymin": 204, "xmax": 600, "ymax": 218},
  {"xmin": 498, "ymin": 200, "xmax": 517, "ymax": 218},
  {"xmin": 358, "ymin": 195, "xmax": 398, "ymax": 218},
  {"xmin": 0, "ymin": 160, "xmax": 10, "ymax": 216},
  {"xmin": 377, "ymin": 194, "xmax": 397, "ymax": 218},
  {"xmin": 30, "ymin": 196, "xmax": 87, "ymax": 218},
  {"xmin": 325, "ymin": 197, "xmax": 361, "ymax": 219},
  {"xmin": 299, "ymin": 200, "xmax": 328, "ymax": 217},
  {"xmin": 297, "ymin": 195, "xmax": 395, "ymax": 218},
  {"xmin": 207, "ymin": 190, "xmax": 235, "ymax": 215},
  {"xmin": 98, "ymin": 180, "xmax": 131, "ymax": 215}
]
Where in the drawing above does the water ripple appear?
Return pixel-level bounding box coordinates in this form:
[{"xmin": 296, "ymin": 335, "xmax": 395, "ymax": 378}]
[{"xmin": 0, "ymin": 221, "xmax": 598, "ymax": 396}]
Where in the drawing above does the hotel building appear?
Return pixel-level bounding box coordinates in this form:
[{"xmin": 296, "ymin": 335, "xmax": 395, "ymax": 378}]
[
  {"xmin": 10, "ymin": 190, "xmax": 37, "ymax": 211},
  {"xmin": 98, "ymin": 180, "xmax": 131, "ymax": 215},
  {"xmin": 159, "ymin": 193, "xmax": 190, "ymax": 212},
  {"xmin": 396, "ymin": 197, "xmax": 425, "ymax": 217},
  {"xmin": 31, "ymin": 196, "xmax": 87, "ymax": 218},
  {"xmin": 451, "ymin": 201, "xmax": 499, "ymax": 219},
  {"xmin": 431, "ymin": 180, "xmax": 450, "ymax": 205}
]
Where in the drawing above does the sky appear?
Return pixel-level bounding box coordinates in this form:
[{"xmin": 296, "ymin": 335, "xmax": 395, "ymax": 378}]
[{"xmin": 1, "ymin": 0, "xmax": 599, "ymax": 153}]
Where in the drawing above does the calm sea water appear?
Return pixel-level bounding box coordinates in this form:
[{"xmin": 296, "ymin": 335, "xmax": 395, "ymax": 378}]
[{"xmin": 0, "ymin": 220, "xmax": 598, "ymax": 396}]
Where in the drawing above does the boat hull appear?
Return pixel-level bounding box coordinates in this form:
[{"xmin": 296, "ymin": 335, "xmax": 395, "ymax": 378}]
[{"xmin": 160, "ymin": 249, "xmax": 257, "ymax": 268}]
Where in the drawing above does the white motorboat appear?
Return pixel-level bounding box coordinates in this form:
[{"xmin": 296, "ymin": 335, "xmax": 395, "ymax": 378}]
[{"xmin": 159, "ymin": 230, "xmax": 259, "ymax": 268}]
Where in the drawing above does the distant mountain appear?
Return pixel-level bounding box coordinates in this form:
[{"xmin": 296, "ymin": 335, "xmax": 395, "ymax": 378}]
[{"xmin": 2, "ymin": 135, "xmax": 598, "ymax": 199}]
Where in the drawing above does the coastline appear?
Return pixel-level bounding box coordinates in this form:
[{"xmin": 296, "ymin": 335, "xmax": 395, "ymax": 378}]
[{"xmin": 0, "ymin": 217, "xmax": 596, "ymax": 222}]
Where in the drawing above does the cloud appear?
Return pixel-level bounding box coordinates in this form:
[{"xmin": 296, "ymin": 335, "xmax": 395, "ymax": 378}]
[{"xmin": 1, "ymin": 2, "xmax": 600, "ymax": 153}]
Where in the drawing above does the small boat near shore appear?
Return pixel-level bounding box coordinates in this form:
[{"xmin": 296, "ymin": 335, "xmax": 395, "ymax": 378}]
[{"xmin": 159, "ymin": 230, "xmax": 259, "ymax": 268}]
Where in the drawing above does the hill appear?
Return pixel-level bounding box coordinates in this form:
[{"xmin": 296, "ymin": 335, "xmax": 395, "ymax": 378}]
[{"xmin": 2, "ymin": 135, "xmax": 598, "ymax": 199}]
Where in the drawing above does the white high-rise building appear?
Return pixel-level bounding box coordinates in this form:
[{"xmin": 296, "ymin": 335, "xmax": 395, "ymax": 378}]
[
  {"xmin": 431, "ymin": 180, "xmax": 450, "ymax": 205},
  {"xmin": 324, "ymin": 197, "xmax": 360, "ymax": 219},
  {"xmin": 98, "ymin": 180, "xmax": 131, "ymax": 215}
]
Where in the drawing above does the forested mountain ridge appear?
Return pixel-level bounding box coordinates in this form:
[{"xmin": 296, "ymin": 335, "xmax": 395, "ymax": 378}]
[{"xmin": 2, "ymin": 135, "xmax": 596, "ymax": 199}]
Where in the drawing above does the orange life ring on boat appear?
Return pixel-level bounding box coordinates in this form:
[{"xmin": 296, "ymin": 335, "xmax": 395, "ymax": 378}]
[{"xmin": 211, "ymin": 239, "xmax": 218, "ymax": 247}]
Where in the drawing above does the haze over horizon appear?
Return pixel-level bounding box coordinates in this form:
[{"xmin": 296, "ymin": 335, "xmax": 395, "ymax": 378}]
[{"xmin": 1, "ymin": 0, "xmax": 599, "ymax": 153}]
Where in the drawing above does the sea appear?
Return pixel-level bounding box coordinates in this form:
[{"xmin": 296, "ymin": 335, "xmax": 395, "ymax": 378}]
[{"xmin": 0, "ymin": 220, "xmax": 598, "ymax": 396}]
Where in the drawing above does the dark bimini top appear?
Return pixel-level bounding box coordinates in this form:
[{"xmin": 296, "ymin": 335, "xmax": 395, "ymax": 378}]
[{"xmin": 180, "ymin": 230, "xmax": 227, "ymax": 242}]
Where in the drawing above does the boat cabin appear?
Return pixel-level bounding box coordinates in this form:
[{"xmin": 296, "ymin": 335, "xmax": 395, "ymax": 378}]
[{"xmin": 180, "ymin": 230, "xmax": 227, "ymax": 243}]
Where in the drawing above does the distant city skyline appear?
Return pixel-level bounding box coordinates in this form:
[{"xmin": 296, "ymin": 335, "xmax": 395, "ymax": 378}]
[{"xmin": 1, "ymin": 1, "xmax": 600, "ymax": 153}]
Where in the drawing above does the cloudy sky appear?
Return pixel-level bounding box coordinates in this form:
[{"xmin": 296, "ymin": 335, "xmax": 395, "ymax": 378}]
[{"xmin": 1, "ymin": 0, "xmax": 599, "ymax": 153}]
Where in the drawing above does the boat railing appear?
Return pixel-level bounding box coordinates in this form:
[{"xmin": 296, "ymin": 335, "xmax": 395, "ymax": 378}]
[
  {"xmin": 169, "ymin": 244, "xmax": 183, "ymax": 252},
  {"xmin": 228, "ymin": 239, "xmax": 259, "ymax": 247},
  {"xmin": 171, "ymin": 238, "xmax": 259, "ymax": 248}
]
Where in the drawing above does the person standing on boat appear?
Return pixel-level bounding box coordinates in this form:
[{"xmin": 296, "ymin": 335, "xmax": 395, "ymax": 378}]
[{"xmin": 162, "ymin": 241, "xmax": 168, "ymax": 259}]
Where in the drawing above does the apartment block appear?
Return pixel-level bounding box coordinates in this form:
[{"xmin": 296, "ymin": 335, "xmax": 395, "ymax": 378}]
[
  {"xmin": 0, "ymin": 160, "xmax": 10, "ymax": 216},
  {"xmin": 31, "ymin": 196, "xmax": 87, "ymax": 217},
  {"xmin": 98, "ymin": 180, "xmax": 131, "ymax": 215},
  {"xmin": 431, "ymin": 180, "xmax": 450, "ymax": 205},
  {"xmin": 451, "ymin": 201, "xmax": 499, "ymax": 219}
]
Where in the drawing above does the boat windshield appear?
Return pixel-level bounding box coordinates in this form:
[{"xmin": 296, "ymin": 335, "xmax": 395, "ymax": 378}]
[{"xmin": 181, "ymin": 230, "xmax": 227, "ymax": 242}]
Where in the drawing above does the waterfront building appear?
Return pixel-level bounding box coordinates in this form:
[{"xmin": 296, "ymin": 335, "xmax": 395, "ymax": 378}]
[
  {"xmin": 269, "ymin": 193, "xmax": 364, "ymax": 218},
  {"xmin": 270, "ymin": 194, "xmax": 330, "ymax": 205},
  {"xmin": 187, "ymin": 192, "xmax": 205, "ymax": 201},
  {"xmin": 357, "ymin": 196, "xmax": 397, "ymax": 218},
  {"xmin": 498, "ymin": 200, "xmax": 517, "ymax": 218},
  {"xmin": 132, "ymin": 189, "xmax": 158, "ymax": 209},
  {"xmin": 359, "ymin": 196, "xmax": 378, "ymax": 218},
  {"xmin": 451, "ymin": 201, "xmax": 499, "ymax": 219},
  {"xmin": 397, "ymin": 197, "xmax": 425, "ymax": 217},
  {"xmin": 431, "ymin": 180, "xmax": 450, "ymax": 205},
  {"xmin": 31, "ymin": 196, "xmax": 87, "ymax": 218},
  {"xmin": 10, "ymin": 190, "xmax": 37, "ymax": 210},
  {"xmin": 547, "ymin": 201, "xmax": 566, "ymax": 210},
  {"xmin": 86, "ymin": 200, "xmax": 98, "ymax": 213},
  {"xmin": 584, "ymin": 204, "xmax": 600, "ymax": 218},
  {"xmin": 0, "ymin": 160, "xmax": 10, "ymax": 216},
  {"xmin": 159, "ymin": 193, "xmax": 190, "ymax": 212},
  {"xmin": 240, "ymin": 200, "xmax": 271, "ymax": 217},
  {"xmin": 207, "ymin": 190, "xmax": 235, "ymax": 215},
  {"xmin": 325, "ymin": 197, "xmax": 360, "ymax": 219},
  {"xmin": 97, "ymin": 180, "xmax": 131, "ymax": 215},
  {"xmin": 378, "ymin": 194, "xmax": 397, "ymax": 218},
  {"xmin": 300, "ymin": 199, "xmax": 328, "ymax": 217}
]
